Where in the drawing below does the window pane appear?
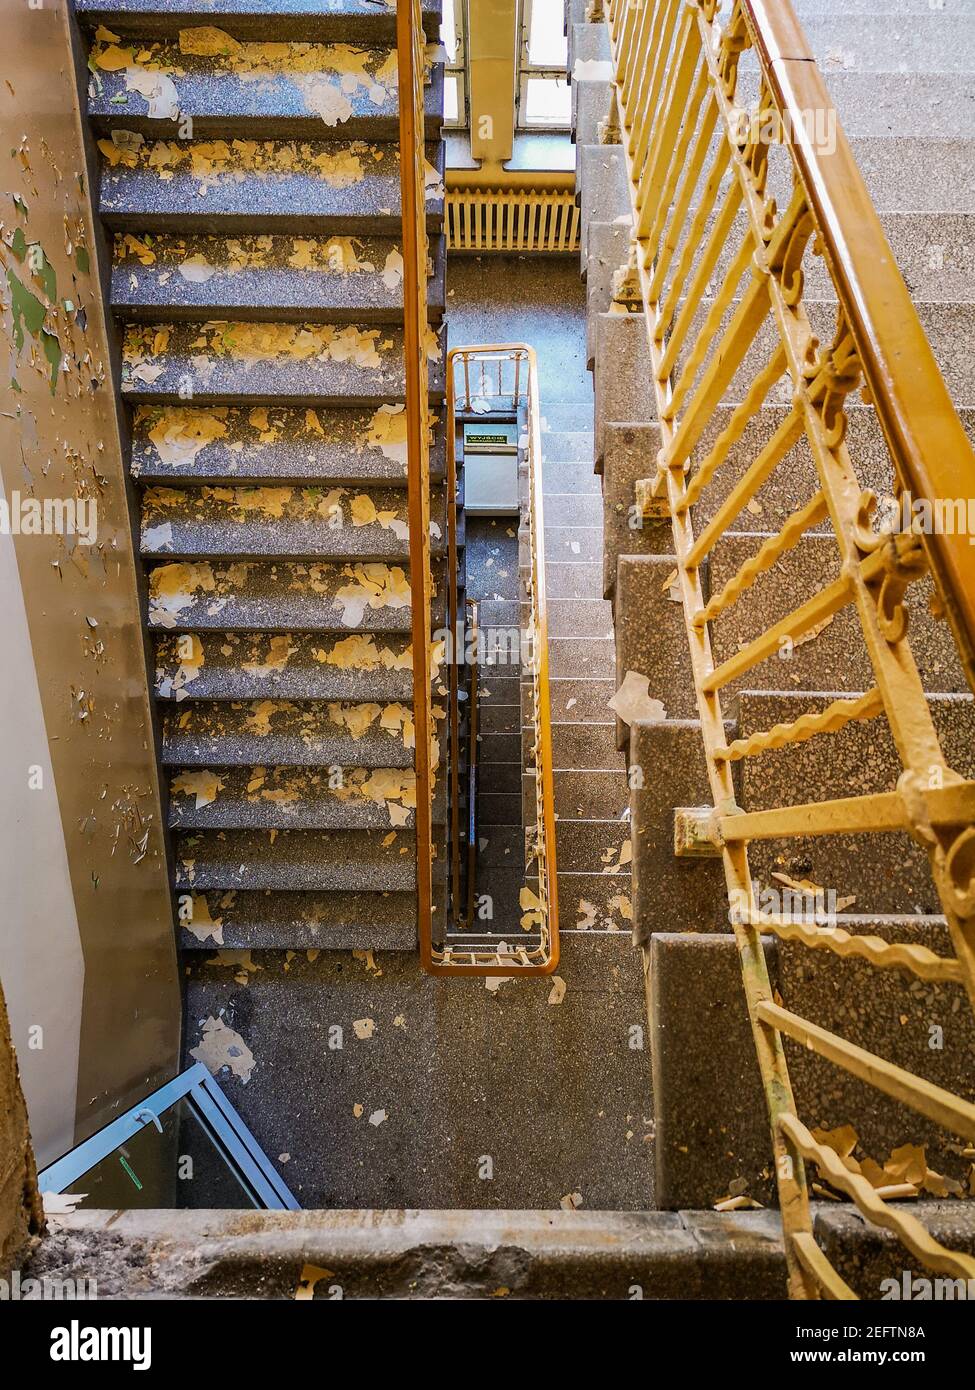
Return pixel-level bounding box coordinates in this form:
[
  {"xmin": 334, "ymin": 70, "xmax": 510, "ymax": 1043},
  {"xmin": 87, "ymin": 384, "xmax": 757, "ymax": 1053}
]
[
  {"xmin": 527, "ymin": 0, "xmax": 568, "ymax": 66},
  {"xmin": 441, "ymin": 0, "xmax": 458, "ymax": 63},
  {"xmin": 444, "ymin": 73, "xmax": 459, "ymax": 125},
  {"xmin": 522, "ymin": 76, "xmax": 571, "ymax": 127}
]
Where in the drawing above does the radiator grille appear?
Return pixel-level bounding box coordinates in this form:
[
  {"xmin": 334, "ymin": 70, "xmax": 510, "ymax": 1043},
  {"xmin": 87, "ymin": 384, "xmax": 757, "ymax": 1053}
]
[{"xmin": 446, "ymin": 189, "xmax": 580, "ymax": 253}]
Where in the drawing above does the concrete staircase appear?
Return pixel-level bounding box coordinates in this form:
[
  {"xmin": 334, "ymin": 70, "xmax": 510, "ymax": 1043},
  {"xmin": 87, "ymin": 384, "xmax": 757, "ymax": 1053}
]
[
  {"xmin": 76, "ymin": 0, "xmax": 448, "ymax": 953},
  {"xmin": 572, "ymin": 0, "xmax": 975, "ymax": 1250}
]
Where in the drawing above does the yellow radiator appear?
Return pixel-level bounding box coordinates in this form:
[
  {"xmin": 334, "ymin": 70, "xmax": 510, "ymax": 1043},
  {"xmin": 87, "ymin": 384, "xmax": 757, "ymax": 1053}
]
[{"xmin": 446, "ymin": 189, "xmax": 580, "ymax": 252}]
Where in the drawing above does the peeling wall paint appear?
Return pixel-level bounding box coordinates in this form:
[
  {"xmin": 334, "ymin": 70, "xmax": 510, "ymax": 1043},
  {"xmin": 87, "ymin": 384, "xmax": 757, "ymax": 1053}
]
[{"xmin": 0, "ymin": 0, "xmax": 180, "ymax": 1149}]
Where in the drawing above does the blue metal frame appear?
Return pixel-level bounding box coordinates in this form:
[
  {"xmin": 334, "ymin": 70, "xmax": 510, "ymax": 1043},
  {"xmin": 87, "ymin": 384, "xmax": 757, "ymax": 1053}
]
[{"xmin": 38, "ymin": 1063, "xmax": 300, "ymax": 1211}]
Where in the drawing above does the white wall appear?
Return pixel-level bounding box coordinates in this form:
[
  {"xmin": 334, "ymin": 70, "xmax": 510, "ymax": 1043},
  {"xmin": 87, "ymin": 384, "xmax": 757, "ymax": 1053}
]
[{"xmin": 0, "ymin": 491, "xmax": 84, "ymax": 1169}]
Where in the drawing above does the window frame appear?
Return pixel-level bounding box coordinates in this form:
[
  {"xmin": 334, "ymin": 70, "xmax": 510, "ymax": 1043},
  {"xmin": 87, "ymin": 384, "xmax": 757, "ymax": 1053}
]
[
  {"xmin": 516, "ymin": 0, "xmax": 571, "ymax": 131},
  {"xmin": 442, "ymin": 0, "xmax": 469, "ymax": 131},
  {"xmin": 37, "ymin": 1062, "xmax": 300, "ymax": 1211}
]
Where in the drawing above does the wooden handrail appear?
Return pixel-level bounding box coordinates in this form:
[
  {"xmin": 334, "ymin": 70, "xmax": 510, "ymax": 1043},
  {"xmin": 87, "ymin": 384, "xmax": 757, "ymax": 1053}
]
[
  {"xmin": 743, "ymin": 0, "xmax": 975, "ymax": 691},
  {"xmin": 396, "ymin": 0, "xmax": 436, "ymax": 973},
  {"xmin": 429, "ymin": 345, "xmax": 560, "ymax": 976}
]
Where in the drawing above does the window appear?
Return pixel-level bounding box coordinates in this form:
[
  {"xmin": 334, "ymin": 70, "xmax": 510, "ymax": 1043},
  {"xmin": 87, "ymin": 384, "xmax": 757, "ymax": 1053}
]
[
  {"xmin": 442, "ymin": 0, "xmax": 468, "ymax": 129},
  {"xmin": 37, "ymin": 1063, "xmax": 299, "ymax": 1211},
  {"xmin": 517, "ymin": 0, "xmax": 570, "ymax": 129}
]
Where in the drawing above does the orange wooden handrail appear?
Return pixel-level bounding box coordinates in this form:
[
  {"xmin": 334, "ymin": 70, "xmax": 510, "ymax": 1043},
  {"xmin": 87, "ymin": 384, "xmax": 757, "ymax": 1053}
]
[{"xmin": 744, "ymin": 0, "xmax": 975, "ymax": 691}]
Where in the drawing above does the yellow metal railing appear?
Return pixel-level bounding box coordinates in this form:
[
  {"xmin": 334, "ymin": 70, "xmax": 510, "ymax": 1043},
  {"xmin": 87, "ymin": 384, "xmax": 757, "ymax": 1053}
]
[{"xmin": 604, "ymin": 0, "xmax": 975, "ymax": 1297}]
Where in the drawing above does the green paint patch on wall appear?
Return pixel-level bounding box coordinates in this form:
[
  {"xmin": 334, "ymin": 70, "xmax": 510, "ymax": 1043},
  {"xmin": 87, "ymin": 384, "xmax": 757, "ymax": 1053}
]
[{"xmin": 6, "ymin": 268, "xmax": 62, "ymax": 394}]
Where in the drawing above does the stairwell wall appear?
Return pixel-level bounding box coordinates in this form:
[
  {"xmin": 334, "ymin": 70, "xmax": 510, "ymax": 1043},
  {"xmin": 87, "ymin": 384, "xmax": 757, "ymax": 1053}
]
[{"xmin": 0, "ymin": 0, "xmax": 180, "ymax": 1155}]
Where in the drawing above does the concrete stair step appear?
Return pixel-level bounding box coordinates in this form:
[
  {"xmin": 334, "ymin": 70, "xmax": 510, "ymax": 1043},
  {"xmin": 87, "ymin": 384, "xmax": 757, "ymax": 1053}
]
[
  {"xmin": 119, "ymin": 320, "xmax": 447, "ymax": 405},
  {"xmin": 147, "ymin": 558, "xmax": 443, "ymax": 634},
  {"xmin": 541, "ymin": 458, "xmax": 600, "ymax": 493},
  {"xmin": 555, "ymin": 872, "xmax": 633, "ymax": 933},
  {"xmin": 708, "ymin": 532, "xmax": 968, "ymax": 696},
  {"xmin": 154, "ymin": 629, "xmax": 414, "ymax": 702},
  {"xmin": 738, "ymin": 689, "xmax": 975, "ymax": 916},
  {"xmin": 777, "ymin": 914, "xmax": 975, "ymax": 1188},
  {"xmin": 576, "ymin": 145, "xmax": 630, "ymax": 262},
  {"xmin": 737, "ymin": 69, "xmax": 975, "ymax": 138},
  {"xmin": 131, "ymin": 402, "xmax": 446, "ymax": 487},
  {"xmin": 539, "ymin": 401, "xmax": 595, "ymax": 432},
  {"xmin": 541, "ymin": 676, "xmax": 617, "ymax": 723},
  {"xmin": 76, "ymin": 0, "xmax": 444, "ymax": 42},
  {"xmin": 540, "ymin": 429, "xmax": 596, "ymax": 463},
  {"xmin": 178, "ymin": 886, "xmax": 417, "ymax": 951},
  {"xmin": 549, "ymin": 636, "xmax": 616, "ymax": 680},
  {"xmin": 480, "ymin": 760, "xmax": 522, "ymax": 797},
  {"xmin": 671, "ymin": 298, "xmax": 974, "ymax": 408},
  {"xmin": 173, "ymin": 825, "xmax": 417, "ymax": 891},
  {"xmin": 542, "ymin": 527, "xmax": 603, "ymax": 565},
  {"xmin": 585, "ymin": 218, "xmax": 632, "ymax": 363},
  {"xmin": 161, "ymin": 696, "xmax": 417, "ymax": 768},
  {"xmin": 87, "ymin": 34, "xmax": 444, "ymax": 141},
  {"xmin": 615, "ymin": 555, "xmax": 698, "ymax": 732},
  {"xmin": 544, "ymin": 561, "xmax": 604, "ymax": 599},
  {"xmin": 545, "ymin": 597, "xmax": 613, "ymax": 640},
  {"xmin": 526, "ymin": 769, "xmax": 629, "ymax": 821},
  {"xmin": 477, "ymin": 791, "xmax": 522, "ymax": 825},
  {"xmin": 168, "ymin": 763, "xmax": 441, "ymax": 831},
  {"xmin": 543, "ymin": 492, "xmax": 602, "ymax": 528},
  {"xmin": 814, "ymin": 1203, "xmax": 975, "ymax": 1301},
  {"xmin": 477, "ymin": 700, "xmax": 520, "ymax": 735},
  {"xmin": 751, "ymin": 14, "xmax": 975, "ymax": 74},
  {"xmin": 474, "ymin": 824, "xmax": 525, "ymax": 867},
  {"xmin": 47, "ymin": 1206, "xmax": 787, "ymax": 1298},
  {"xmin": 112, "ymin": 231, "xmax": 446, "ymax": 323},
  {"xmin": 629, "ymin": 719, "xmax": 730, "ymax": 944},
  {"xmin": 592, "ymin": 313, "xmax": 654, "ymax": 465},
  {"xmin": 99, "ymin": 137, "xmax": 445, "ymax": 235},
  {"xmin": 555, "ymin": 817, "xmax": 631, "ymax": 874},
  {"xmin": 649, "ymin": 918, "xmax": 975, "ymax": 1212},
  {"xmin": 678, "ymin": 208, "xmax": 975, "ymax": 304},
  {"xmin": 548, "ymin": 721, "xmax": 620, "ymax": 769},
  {"xmin": 792, "ymin": 0, "xmax": 975, "ymax": 14},
  {"xmin": 139, "ymin": 482, "xmax": 447, "ymax": 562},
  {"xmin": 648, "ymin": 932, "xmax": 777, "ymax": 1210},
  {"xmin": 601, "ymin": 423, "xmax": 671, "ymax": 600}
]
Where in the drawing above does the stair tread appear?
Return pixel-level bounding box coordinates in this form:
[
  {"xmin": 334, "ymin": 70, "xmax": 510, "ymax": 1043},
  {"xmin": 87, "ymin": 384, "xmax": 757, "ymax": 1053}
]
[
  {"xmin": 131, "ymin": 402, "xmax": 445, "ymax": 485},
  {"xmin": 87, "ymin": 35, "xmax": 443, "ymax": 139},
  {"xmin": 177, "ymin": 886, "xmax": 417, "ymax": 951},
  {"xmin": 99, "ymin": 137, "xmax": 446, "ymax": 233},
  {"xmin": 154, "ymin": 629, "xmax": 414, "ymax": 701},
  {"xmin": 76, "ymin": 0, "xmax": 443, "ymax": 42},
  {"xmin": 173, "ymin": 826, "xmax": 418, "ymax": 891},
  {"xmin": 120, "ymin": 320, "xmax": 446, "ymax": 404},
  {"xmin": 112, "ymin": 231, "xmax": 446, "ymax": 322},
  {"xmin": 161, "ymin": 696, "xmax": 419, "ymax": 767},
  {"xmin": 168, "ymin": 763, "xmax": 444, "ymax": 830},
  {"xmin": 147, "ymin": 557, "xmax": 445, "ymax": 633},
  {"xmin": 139, "ymin": 481, "xmax": 447, "ymax": 560}
]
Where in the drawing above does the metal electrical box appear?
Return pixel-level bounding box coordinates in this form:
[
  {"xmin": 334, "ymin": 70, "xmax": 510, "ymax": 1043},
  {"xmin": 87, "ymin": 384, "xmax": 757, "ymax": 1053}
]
[{"xmin": 462, "ymin": 421, "xmax": 520, "ymax": 514}]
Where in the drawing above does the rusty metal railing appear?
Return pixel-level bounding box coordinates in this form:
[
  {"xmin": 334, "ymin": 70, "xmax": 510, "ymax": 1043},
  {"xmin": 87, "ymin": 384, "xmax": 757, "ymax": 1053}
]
[
  {"xmin": 435, "ymin": 345, "xmax": 560, "ymax": 975},
  {"xmin": 397, "ymin": 0, "xmax": 438, "ymax": 975},
  {"xmin": 397, "ymin": 6, "xmax": 558, "ymax": 976},
  {"xmin": 604, "ymin": 0, "xmax": 975, "ymax": 1297}
]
